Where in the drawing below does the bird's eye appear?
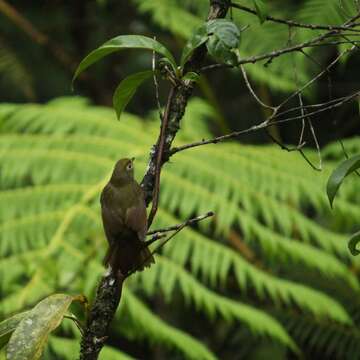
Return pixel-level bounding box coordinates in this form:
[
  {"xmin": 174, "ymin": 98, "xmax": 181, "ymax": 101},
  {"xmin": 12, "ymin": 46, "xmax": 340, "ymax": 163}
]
[{"xmin": 126, "ymin": 162, "xmax": 133, "ymax": 171}]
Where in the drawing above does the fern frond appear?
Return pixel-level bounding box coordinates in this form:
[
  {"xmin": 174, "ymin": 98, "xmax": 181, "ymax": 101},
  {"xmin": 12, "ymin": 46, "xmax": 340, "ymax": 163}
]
[
  {"xmin": 0, "ymin": 185, "xmax": 87, "ymax": 222},
  {"xmin": 119, "ymin": 290, "xmax": 218, "ymax": 360},
  {"xmin": 137, "ymin": 246, "xmax": 352, "ymax": 325},
  {"xmin": 48, "ymin": 336, "xmax": 134, "ymax": 360},
  {"xmin": 323, "ymin": 137, "xmax": 360, "ymax": 160},
  {"xmin": 133, "ymin": 258, "xmax": 298, "ymax": 350},
  {"xmin": 1, "ymin": 98, "xmax": 359, "ymax": 356},
  {"xmin": 280, "ymin": 310, "xmax": 360, "ymax": 360}
]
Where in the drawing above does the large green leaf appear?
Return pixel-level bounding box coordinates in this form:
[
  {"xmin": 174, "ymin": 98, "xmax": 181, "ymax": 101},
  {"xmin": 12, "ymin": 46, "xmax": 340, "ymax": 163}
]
[
  {"xmin": 73, "ymin": 35, "xmax": 176, "ymax": 82},
  {"xmin": 326, "ymin": 155, "xmax": 360, "ymax": 208},
  {"xmin": 113, "ymin": 70, "xmax": 153, "ymax": 120},
  {"xmin": 206, "ymin": 19, "xmax": 240, "ymax": 65},
  {"xmin": 6, "ymin": 294, "xmax": 81, "ymax": 360},
  {"xmin": 0, "ymin": 312, "xmax": 29, "ymax": 350},
  {"xmin": 206, "ymin": 19, "xmax": 240, "ymax": 49}
]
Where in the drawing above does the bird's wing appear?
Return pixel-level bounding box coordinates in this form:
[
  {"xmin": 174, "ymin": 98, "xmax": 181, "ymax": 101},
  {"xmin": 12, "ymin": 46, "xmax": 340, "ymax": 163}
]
[
  {"xmin": 125, "ymin": 188, "xmax": 147, "ymax": 241},
  {"xmin": 101, "ymin": 184, "xmax": 125, "ymax": 242}
]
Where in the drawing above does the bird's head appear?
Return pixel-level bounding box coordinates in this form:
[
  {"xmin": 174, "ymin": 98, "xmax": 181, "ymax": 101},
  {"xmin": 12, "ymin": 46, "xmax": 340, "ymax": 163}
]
[{"xmin": 110, "ymin": 157, "xmax": 135, "ymax": 185}]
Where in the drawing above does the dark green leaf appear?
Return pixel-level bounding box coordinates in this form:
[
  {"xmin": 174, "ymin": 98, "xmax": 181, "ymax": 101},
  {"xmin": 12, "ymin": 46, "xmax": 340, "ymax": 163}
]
[
  {"xmin": 113, "ymin": 70, "xmax": 153, "ymax": 120},
  {"xmin": 0, "ymin": 312, "xmax": 29, "ymax": 350},
  {"xmin": 206, "ymin": 20, "xmax": 240, "ymax": 49},
  {"xmin": 6, "ymin": 294, "xmax": 80, "ymax": 360},
  {"xmin": 180, "ymin": 25, "xmax": 208, "ymax": 67},
  {"xmin": 206, "ymin": 36, "xmax": 238, "ymax": 65},
  {"xmin": 326, "ymin": 154, "xmax": 360, "ymax": 207},
  {"xmin": 73, "ymin": 35, "xmax": 176, "ymax": 83},
  {"xmin": 206, "ymin": 19, "xmax": 240, "ymax": 65},
  {"xmin": 348, "ymin": 231, "xmax": 360, "ymax": 256},
  {"xmin": 253, "ymin": 0, "xmax": 269, "ymax": 24}
]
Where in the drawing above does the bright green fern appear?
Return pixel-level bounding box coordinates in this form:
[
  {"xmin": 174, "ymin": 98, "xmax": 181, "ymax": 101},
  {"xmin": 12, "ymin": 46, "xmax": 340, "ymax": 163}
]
[{"xmin": 0, "ymin": 97, "xmax": 360, "ymax": 359}]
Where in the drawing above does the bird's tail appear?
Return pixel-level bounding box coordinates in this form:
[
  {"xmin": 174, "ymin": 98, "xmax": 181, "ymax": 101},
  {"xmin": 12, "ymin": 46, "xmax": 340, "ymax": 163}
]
[
  {"xmin": 137, "ymin": 246, "xmax": 155, "ymax": 271},
  {"xmin": 103, "ymin": 241, "xmax": 155, "ymax": 275}
]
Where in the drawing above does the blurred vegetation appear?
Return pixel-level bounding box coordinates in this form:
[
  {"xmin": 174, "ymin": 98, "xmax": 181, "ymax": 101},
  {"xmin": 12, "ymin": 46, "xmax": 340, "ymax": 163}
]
[
  {"xmin": 0, "ymin": 0, "xmax": 359, "ymax": 143},
  {"xmin": 0, "ymin": 98, "xmax": 360, "ymax": 359},
  {"xmin": 0, "ymin": 0, "xmax": 360, "ymax": 359}
]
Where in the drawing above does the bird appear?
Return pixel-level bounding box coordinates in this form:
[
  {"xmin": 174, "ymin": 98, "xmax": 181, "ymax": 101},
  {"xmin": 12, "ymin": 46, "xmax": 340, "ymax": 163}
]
[{"xmin": 100, "ymin": 158, "xmax": 155, "ymax": 276}]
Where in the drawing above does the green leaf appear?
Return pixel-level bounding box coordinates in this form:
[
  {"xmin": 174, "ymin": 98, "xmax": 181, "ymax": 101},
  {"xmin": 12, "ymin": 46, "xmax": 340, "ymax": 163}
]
[
  {"xmin": 6, "ymin": 294, "xmax": 81, "ymax": 360},
  {"xmin": 326, "ymin": 154, "xmax": 360, "ymax": 208},
  {"xmin": 73, "ymin": 35, "xmax": 176, "ymax": 83},
  {"xmin": 181, "ymin": 72, "xmax": 200, "ymax": 82},
  {"xmin": 180, "ymin": 25, "xmax": 208, "ymax": 67},
  {"xmin": 206, "ymin": 19, "xmax": 240, "ymax": 65},
  {"xmin": 0, "ymin": 312, "xmax": 29, "ymax": 350},
  {"xmin": 252, "ymin": 0, "xmax": 269, "ymax": 24},
  {"xmin": 206, "ymin": 20, "xmax": 240, "ymax": 49},
  {"xmin": 113, "ymin": 70, "xmax": 153, "ymax": 120},
  {"xmin": 206, "ymin": 36, "xmax": 238, "ymax": 65},
  {"xmin": 348, "ymin": 231, "xmax": 360, "ymax": 256}
]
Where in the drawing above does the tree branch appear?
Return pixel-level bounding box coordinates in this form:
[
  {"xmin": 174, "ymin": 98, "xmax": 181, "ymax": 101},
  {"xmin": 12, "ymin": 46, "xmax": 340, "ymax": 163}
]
[
  {"xmin": 200, "ymin": 11, "xmax": 360, "ymax": 72},
  {"xmin": 79, "ymin": 1, "xmax": 230, "ymax": 359},
  {"xmin": 141, "ymin": 0, "xmax": 231, "ymax": 206},
  {"xmin": 169, "ymin": 91, "xmax": 360, "ymax": 156},
  {"xmin": 146, "ymin": 211, "xmax": 215, "ymax": 244},
  {"xmin": 231, "ymin": 2, "xmax": 360, "ymax": 32}
]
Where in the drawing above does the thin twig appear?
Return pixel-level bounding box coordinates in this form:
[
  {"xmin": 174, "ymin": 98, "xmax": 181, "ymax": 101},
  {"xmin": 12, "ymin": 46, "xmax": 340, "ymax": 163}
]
[
  {"xmin": 169, "ymin": 91, "xmax": 360, "ymax": 156},
  {"xmin": 231, "ymin": 2, "xmax": 360, "ymax": 32},
  {"xmin": 147, "ymin": 86, "xmax": 176, "ymax": 227},
  {"xmin": 145, "ymin": 232, "xmax": 167, "ymax": 246},
  {"xmin": 152, "ymin": 37, "xmax": 163, "ymax": 119},
  {"xmin": 200, "ymin": 12, "xmax": 360, "ymax": 72},
  {"xmin": 127, "ymin": 212, "xmax": 215, "ymax": 278},
  {"xmin": 240, "ymin": 63, "xmax": 276, "ymax": 110},
  {"xmin": 307, "ymin": 118, "xmax": 322, "ymax": 170},
  {"xmin": 147, "ymin": 211, "xmax": 215, "ymax": 237},
  {"xmin": 277, "ymin": 45, "xmax": 356, "ymax": 110},
  {"xmin": 64, "ymin": 315, "xmax": 85, "ymax": 336}
]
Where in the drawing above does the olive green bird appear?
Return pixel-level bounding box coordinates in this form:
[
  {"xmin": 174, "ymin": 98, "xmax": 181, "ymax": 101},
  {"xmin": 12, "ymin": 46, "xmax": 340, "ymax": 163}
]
[{"xmin": 101, "ymin": 158, "xmax": 155, "ymax": 275}]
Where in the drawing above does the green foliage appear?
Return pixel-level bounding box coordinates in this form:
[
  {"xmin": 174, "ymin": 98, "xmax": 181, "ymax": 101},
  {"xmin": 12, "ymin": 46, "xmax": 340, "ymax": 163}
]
[
  {"xmin": 206, "ymin": 19, "xmax": 240, "ymax": 66},
  {"xmin": 6, "ymin": 294, "xmax": 83, "ymax": 360},
  {"xmin": 326, "ymin": 154, "xmax": 360, "ymax": 256},
  {"xmin": 0, "ymin": 311, "xmax": 29, "ymax": 350},
  {"xmin": 48, "ymin": 337, "xmax": 134, "ymax": 360},
  {"xmin": 132, "ymin": 0, "xmax": 357, "ymax": 92},
  {"xmin": 113, "ymin": 70, "xmax": 154, "ymax": 120},
  {"xmin": 252, "ymin": 0, "xmax": 269, "ymax": 24},
  {"xmin": 327, "ymin": 154, "xmax": 360, "ymax": 208},
  {"xmin": 73, "ymin": 35, "xmax": 176, "ymax": 82},
  {"xmin": 349, "ymin": 231, "xmax": 360, "ymax": 256},
  {"xmin": 0, "ymin": 97, "xmax": 360, "ymax": 358}
]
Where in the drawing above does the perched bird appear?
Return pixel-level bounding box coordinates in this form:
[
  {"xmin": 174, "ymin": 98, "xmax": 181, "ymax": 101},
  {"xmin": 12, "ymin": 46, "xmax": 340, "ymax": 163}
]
[{"xmin": 101, "ymin": 158, "xmax": 154, "ymax": 276}]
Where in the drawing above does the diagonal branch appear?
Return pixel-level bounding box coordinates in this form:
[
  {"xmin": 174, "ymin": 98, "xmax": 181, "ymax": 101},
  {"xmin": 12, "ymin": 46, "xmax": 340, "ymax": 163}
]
[
  {"xmin": 169, "ymin": 91, "xmax": 360, "ymax": 156},
  {"xmin": 231, "ymin": 2, "xmax": 360, "ymax": 32},
  {"xmin": 200, "ymin": 11, "xmax": 360, "ymax": 72},
  {"xmin": 79, "ymin": 1, "xmax": 231, "ymax": 359}
]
